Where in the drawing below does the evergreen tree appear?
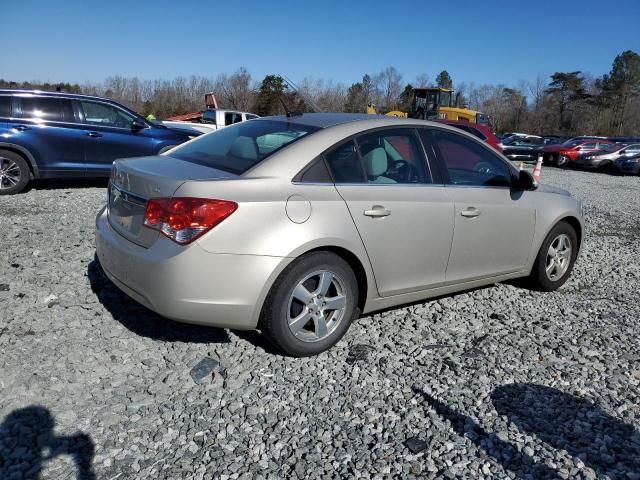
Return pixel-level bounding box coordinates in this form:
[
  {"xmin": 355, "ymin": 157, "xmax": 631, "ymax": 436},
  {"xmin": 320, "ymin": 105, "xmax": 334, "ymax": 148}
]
[
  {"xmin": 436, "ymin": 71, "xmax": 453, "ymax": 89},
  {"xmin": 253, "ymin": 75, "xmax": 288, "ymax": 116}
]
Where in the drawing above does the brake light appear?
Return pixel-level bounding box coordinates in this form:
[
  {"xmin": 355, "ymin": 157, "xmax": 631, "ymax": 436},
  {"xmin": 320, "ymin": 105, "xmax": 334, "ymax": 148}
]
[{"xmin": 143, "ymin": 197, "xmax": 238, "ymax": 244}]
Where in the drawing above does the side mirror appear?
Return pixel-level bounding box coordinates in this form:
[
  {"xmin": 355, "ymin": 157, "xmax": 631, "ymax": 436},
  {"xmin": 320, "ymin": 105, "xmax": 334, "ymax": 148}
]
[
  {"xmin": 131, "ymin": 119, "xmax": 147, "ymax": 132},
  {"xmin": 516, "ymin": 169, "xmax": 537, "ymax": 191}
]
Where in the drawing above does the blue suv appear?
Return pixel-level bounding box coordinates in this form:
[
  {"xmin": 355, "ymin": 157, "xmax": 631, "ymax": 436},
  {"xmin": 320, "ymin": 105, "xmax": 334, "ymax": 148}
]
[{"xmin": 0, "ymin": 90, "xmax": 199, "ymax": 194}]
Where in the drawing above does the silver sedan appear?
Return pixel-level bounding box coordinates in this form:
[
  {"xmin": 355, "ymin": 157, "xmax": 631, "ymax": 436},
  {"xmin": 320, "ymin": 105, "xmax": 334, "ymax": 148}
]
[{"xmin": 95, "ymin": 114, "xmax": 583, "ymax": 356}]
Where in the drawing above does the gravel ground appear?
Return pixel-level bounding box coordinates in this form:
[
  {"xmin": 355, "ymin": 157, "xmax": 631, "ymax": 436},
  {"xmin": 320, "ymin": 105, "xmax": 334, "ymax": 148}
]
[{"xmin": 1, "ymin": 168, "xmax": 639, "ymax": 480}]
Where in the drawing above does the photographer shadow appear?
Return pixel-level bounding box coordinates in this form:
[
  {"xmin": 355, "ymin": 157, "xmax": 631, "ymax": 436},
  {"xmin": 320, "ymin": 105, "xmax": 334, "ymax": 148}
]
[{"xmin": 0, "ymin": 406, "xmax": 95, "ymax": 480}]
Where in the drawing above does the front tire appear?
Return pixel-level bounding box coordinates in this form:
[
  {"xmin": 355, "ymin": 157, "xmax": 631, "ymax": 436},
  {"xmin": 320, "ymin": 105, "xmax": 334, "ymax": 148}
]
[
  {"xmin": 528, "ymin": 222, "xmax": 578, "ymax": 291},
  {"xmin": 260, "ymin": 251, "xmax": 358, "ymax": 357},
  {"xmin": 0, "ymin": 150, "xmax": 30, "ymax": 195},
  {"xmin": 555, "ymin": 155, "xmax": 570, "ymax": 168}
]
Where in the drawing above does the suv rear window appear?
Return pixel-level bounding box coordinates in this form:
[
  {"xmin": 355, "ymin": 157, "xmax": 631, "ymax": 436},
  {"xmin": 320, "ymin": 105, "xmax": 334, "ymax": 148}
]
[
  {"xmin": 166, "ymin": 120, "xmax": 319, "ymax": 175},
  {"xmin": 19, "ymin": 96, "xmax": 74, "ymax": 122},
  {"xmin": 0, "ymin": 96, "xmax": 10, "ymax": 117}
]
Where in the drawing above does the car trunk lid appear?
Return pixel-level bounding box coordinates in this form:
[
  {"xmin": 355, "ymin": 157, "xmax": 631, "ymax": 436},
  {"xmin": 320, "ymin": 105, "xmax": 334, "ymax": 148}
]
[{"xmin": 108, "ymin": 156, "xmax": 237, "ymax": 248}]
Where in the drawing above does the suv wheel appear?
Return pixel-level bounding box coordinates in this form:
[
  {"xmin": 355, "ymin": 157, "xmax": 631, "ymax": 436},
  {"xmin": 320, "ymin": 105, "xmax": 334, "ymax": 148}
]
[
  {"xmin": 529, "ymin": 222, "xmax": 578, "ymax": 291},
  {"xmin": 260, "ymin": 251, "xmax": 358, "ymax": 357},
  {"xmin": 0, "ymin": 150, "xmax": 30, "ymax": 195}
]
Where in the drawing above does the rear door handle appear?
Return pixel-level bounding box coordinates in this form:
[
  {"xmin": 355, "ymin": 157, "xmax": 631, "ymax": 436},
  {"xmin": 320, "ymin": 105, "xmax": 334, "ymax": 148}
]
[
  {"xmin": 461, "ymin": 207, "xmax": 481, "ymax": 218},
  {"xmin": 86, "ymin": 131, "xmax": 102, "ymax": 138},
  {"xmin": 364, "ymin": 205, "xmax": 391, "ymax": 218},
  {"xmin": 13, "ymin": 125, "xmax": 30, "ymax": 132}
]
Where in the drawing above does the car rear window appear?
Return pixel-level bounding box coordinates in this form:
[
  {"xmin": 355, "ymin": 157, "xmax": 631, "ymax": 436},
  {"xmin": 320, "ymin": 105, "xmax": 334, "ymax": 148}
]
[{"xmin": 166, "ymin": 120, "xmax": 319, "ymax": 175}]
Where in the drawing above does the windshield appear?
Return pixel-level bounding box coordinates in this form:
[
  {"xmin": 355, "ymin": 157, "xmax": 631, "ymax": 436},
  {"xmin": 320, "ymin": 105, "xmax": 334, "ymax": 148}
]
[
  {"xmin": 166, "ymin": 120, "xmax": 319, "ymax": 175},
  {"xmin": 440, "ymin": 91, "xmax": 452, "ymax": 107},
  {"xmin": 601, "ymin": 144, "xmax": 622, "ymax": 152},
  {"xmin": 502, "ymin": 136, "xmax": 543, "ymax": 146},
  {"xmin": 562, "ymin": 139, "xmax": 584, "ymax": 147}
]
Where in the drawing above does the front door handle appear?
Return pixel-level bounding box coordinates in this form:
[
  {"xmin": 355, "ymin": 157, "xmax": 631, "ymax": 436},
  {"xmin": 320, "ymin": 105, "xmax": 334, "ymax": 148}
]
[
  {"xmin": 86, "ymin": 131, "xmax": 102, "ymax": 138},
  {"xmin": 364, "ymin": 205, "xmax": 391, "ymax": 218},
  {"xmin": 461, "ymin": 207, "xmax": 481, "ymax": 218},
  {"xmin": 13, "ymin": 125, "xmax": 30, "ymax": 132}
]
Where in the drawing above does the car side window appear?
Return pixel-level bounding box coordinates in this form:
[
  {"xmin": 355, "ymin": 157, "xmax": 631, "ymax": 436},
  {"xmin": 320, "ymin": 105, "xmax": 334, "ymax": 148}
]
[
  {"xmin": 355, "ymin": 129, "xmax": 430, "ymax": 184},
  {"xmin": 225, "ymin": 112, "xmax": 243, "ymax": 125},
  {"xmin": 580, "ymin": 142, "xmax": 597, "ymax": 149},
  {"xmin": 80, "ymin": 101, "xmax": 136, "ymax": 128},
  {"xmin": 0, "ymin": 96, "xmax": 10, "ymax": 118},
  {"xmin": 324, "ymin": 140, "xmax": 365, "ymax": 183},
  {"xmin": 19, "ymin": 97, "xmax": 74, "ymax": 122},
  {"xmin": 295, "ymin": 157, "xmax": 333, "ymax": 183},
  {"xmin": 430, "ymin": 129, "xmax": 512, "ymax": 187}
]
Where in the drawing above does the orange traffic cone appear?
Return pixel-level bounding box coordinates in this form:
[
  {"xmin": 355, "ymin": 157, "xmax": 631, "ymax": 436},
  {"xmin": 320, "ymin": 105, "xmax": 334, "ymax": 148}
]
[{"xmin": 532, "ymin": 155, "xmax": 543, "ymax": 183}]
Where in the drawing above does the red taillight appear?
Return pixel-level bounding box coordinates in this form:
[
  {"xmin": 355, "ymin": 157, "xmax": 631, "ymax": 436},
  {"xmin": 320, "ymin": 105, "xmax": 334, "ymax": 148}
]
[{"xmin": 143, "ymin": 197, "xmax": 238, "ymax": 244}]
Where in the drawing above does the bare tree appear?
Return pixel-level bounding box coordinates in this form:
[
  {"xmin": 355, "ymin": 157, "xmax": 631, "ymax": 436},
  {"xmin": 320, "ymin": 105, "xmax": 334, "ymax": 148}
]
[
  {"xmin": 374, "ymin": 66, "xmax": 403, "ymax": 109},
  {"xmin": 216, "ymin": 67, "xmax": 255, "ymax": 111}
]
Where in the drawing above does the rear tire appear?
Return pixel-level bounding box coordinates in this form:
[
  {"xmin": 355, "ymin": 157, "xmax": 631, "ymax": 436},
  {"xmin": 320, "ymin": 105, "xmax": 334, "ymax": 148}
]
[
  {"xmin": 260, "ymin": 251, "xmax": 358, "ymax": 357},
  {"xmin": 528, "ymin": 222, "xmax": 578, "ymax": 291},
  {"xmin": 0, "ymin": 150, "xmax": 30, "ymax": 195}
]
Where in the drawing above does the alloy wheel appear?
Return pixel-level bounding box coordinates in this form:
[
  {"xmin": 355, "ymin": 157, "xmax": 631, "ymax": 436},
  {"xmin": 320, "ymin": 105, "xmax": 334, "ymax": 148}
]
[
  {"xmin": 286, "ymin": 270, "xmax": 348, "ymax": 342},
  {"xmin": 0, "ymin": 157, "xmax": 21, "ymax": 190},
  {"xmin": 545, "ymin": 234, "xmax": 572, "ymax": 281}
]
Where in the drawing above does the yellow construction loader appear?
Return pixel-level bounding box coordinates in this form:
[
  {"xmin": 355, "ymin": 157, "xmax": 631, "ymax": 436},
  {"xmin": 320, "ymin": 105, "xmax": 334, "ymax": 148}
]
[{"xmin": 367, "ymin": 87, "xmax": 490, "ymax": 126}]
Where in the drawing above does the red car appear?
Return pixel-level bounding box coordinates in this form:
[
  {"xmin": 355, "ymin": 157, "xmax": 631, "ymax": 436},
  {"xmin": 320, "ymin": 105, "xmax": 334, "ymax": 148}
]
[
  {"xmin": 435, "ymin": 120, "xmax": 502, "ymax": 152},
  {"xmin": 542, "ymin": 139, "xmax": 613, "ymax": 167}
]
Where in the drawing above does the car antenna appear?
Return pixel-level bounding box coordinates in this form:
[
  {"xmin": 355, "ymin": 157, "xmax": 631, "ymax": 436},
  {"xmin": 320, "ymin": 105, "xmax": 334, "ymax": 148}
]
[
  {"xmin": 278, "ymin": 94, "xmax": 303, "ymax": 118},
  {"xmin": 282, "ymin": 74, "xmax": 323, "ymax": 113}
]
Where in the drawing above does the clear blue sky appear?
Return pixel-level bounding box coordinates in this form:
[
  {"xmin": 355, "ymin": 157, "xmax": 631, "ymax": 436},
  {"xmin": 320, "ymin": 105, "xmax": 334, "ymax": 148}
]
[{"xmin": 1, "ymin": 0, "xmax": 638, "ymax": 88}]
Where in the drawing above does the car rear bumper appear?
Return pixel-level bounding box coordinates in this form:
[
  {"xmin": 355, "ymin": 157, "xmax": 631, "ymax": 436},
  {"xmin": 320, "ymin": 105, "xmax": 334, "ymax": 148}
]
[{"xmin": 95, "ymin": 206, "xmax": 289, "ymax": 330}]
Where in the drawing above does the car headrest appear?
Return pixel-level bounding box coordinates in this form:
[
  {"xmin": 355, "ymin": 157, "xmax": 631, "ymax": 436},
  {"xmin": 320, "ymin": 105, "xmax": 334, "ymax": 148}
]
[
  {"xmin": 363, "ymin": 147, "xmax": 388, "ymax": 178},
  {"xmin": 228, "ymin": 136, "xmax": 258, "ymax": 161}
]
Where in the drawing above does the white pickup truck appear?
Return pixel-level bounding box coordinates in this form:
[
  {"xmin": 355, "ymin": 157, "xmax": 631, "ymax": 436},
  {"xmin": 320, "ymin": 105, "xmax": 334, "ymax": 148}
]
[{"xmin": 162, "ymin": 109, "xmax": 259, "ymax": 134}]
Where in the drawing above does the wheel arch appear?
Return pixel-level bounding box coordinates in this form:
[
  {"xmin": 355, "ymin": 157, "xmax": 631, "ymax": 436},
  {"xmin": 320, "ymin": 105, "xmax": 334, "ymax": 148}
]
[
  {"xmin": 300, "ymin": 245, "xmax": 369, "ymax": 316},
  {"xmin": 0, "ymin": 143, "xmax": 39, "ymax": 178},
  {"xmin": 254, "ymin": 242, "xmax": 374, "ymax": 330},
  {"xmin": 558, "ymin": 215, "xmax": 583, "ymax": 254}
]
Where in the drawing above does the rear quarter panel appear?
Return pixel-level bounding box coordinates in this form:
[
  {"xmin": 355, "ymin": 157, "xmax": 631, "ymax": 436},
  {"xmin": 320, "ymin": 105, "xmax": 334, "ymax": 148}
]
[{"xmin": 173, "ymin": 177, "xmax": 378, "ymax": 298}]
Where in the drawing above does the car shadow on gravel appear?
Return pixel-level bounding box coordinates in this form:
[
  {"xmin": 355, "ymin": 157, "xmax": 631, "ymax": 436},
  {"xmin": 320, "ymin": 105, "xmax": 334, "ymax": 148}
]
[
  {"xmin": 415, "ymin": 383, "xmax": 640, "ymax": 478},
  {"xmin": 0, "ymin": 406, "xmax": 95, "ymax": 479},
  {"xmin": 87, "ymin": 258, "xmax": 231, "ymax": 344},
  {"xmin": 31, "ymin": 178, "xmax": 109, "ymax": 191}
]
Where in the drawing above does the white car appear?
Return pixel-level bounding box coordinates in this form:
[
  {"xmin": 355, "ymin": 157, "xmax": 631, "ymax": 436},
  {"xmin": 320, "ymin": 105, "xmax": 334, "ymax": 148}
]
[{"xmin": 163, "ymin": 109, "xmax": 259, "ymax": 134}]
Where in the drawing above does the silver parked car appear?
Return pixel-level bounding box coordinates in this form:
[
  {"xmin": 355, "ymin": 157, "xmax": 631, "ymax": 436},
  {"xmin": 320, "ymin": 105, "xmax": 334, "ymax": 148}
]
[
  {"xmin": 95, "ymin": 114, "xmax": 583, "ymax": 356},
  {"xmin": 575, "ymin": 143, "xmax": 640, "ymax": 170}
]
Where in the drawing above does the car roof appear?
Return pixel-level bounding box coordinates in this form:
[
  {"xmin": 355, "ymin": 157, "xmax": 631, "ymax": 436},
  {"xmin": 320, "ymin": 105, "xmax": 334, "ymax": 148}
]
[
  {"xmin": 0, "ymin": 88, "xmax": 115, "ymax": 103},
  {"xmin": 260, "ymin": 112, "xmax": 389, "ymax": 129}
]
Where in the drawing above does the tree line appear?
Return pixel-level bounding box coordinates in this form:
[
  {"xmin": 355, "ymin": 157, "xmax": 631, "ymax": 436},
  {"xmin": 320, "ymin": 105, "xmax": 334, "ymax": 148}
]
[{"xmin": 1, "ymin": 50, "xmax": 638, "ymax": 136}]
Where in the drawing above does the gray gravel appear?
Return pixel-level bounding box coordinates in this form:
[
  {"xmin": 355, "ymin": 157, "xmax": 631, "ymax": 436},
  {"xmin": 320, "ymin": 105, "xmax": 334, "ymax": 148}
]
[{"xmin": 1, "ymin": 169, "xmax": 639, "ymax": 479}]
